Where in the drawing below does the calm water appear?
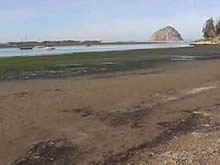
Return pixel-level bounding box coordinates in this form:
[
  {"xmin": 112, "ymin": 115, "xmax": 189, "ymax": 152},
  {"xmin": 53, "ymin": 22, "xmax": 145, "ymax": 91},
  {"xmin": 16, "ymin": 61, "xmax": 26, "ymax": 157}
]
[{"xmin": 0, "ymin": 43, "xmax": 192, "ymax": 58}]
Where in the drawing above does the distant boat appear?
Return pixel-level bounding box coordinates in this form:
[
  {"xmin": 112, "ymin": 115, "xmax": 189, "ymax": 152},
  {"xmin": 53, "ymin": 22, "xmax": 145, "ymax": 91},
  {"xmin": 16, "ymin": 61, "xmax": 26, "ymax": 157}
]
[
  {"xmin": 19, "ymin": 47, "xmax": 33, "ymax": 50},
  {"xmin": 43, "ymin": 47, "xmax": 56, "ymax": 50},
  {"xmin": 86, "ymin": 44, "xmax": 92, "ymax": 47},
  {"xmin": 34, "ymin": 46, "xmax": 45, "ymax": 49}
]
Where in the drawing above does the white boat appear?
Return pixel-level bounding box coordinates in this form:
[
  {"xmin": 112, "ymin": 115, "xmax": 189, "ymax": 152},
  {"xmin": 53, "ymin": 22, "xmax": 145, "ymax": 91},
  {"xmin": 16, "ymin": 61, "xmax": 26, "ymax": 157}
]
[
  {"xmin": 43, "ymin": 47, "xmax": 56, "ymax": 50},
  {"xmin": 34, "ymin": 46, "xmax": 45, "ymax": 49}
]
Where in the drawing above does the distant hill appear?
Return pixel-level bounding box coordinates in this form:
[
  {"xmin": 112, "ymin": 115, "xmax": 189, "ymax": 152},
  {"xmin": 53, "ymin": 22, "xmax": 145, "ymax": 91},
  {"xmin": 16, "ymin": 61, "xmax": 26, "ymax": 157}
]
[{"xmin": 151, "ymin": 26, "xmax": 183, "ymax": 42}]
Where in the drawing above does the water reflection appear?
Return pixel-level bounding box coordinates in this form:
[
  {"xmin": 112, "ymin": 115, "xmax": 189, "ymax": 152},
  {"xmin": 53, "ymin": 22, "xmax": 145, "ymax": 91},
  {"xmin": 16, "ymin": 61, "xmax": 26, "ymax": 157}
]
[{"xmin": 0, "ymin": 43, "xmax": 192, "ymax": 58}]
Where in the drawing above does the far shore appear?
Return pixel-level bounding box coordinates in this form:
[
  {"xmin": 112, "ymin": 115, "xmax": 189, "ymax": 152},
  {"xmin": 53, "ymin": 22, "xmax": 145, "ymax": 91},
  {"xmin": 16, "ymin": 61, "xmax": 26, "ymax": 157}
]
[{"xmin": 0, "ymin": 41, "xmax": 188, "ymax": 49}]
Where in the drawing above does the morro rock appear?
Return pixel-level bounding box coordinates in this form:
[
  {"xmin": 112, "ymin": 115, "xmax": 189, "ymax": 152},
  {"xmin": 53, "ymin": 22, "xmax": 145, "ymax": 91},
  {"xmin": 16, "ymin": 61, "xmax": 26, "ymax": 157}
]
[{"xmin": 151, "ymin": 26, "xmax": 183, "ymax": 42}]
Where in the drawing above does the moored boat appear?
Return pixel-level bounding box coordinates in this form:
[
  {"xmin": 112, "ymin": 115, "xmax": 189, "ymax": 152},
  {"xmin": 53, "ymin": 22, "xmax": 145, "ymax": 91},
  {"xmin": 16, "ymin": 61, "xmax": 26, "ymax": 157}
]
[
  {"xmin": 19, "ymin": 47, "xmax": 33, "ymax": 50},
  {"xmin": 86, "ymin": 44, "xmax": 92, "ymax": 47},
  {"xmin": 34, "ymin": 46, "xmax": 45, "ymax": 49},
  {"xmin": 43, "ymin": 47, "xmax": 56, "ymax": 50}
]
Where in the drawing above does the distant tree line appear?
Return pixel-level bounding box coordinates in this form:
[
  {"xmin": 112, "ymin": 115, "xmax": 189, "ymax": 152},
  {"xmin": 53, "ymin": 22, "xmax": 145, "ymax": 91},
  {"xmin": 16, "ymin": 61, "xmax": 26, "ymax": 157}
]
[{"xmin": 203, "ymin": 17, "xmax": 220, "ymax": 38}]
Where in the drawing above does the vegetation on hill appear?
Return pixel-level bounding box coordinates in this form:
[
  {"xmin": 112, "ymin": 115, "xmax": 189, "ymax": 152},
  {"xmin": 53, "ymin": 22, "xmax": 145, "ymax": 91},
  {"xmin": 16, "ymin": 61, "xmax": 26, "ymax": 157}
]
[{"xmin": 203, "ymin": 17, "xmax": 220, "ymax": 38}]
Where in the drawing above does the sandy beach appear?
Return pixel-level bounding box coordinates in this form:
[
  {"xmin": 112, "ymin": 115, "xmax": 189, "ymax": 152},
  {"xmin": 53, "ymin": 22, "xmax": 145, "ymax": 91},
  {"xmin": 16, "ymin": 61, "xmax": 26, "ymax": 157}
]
[{"xmin": 0, "ymin": 58, "xmax": 220, "ymax": 164}]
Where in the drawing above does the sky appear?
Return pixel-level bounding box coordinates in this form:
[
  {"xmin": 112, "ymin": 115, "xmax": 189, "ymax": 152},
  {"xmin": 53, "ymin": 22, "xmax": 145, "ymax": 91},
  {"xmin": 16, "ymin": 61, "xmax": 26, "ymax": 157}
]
[{"xmin": 0, "ymin": 0, "xmax": 220, "ymax": 42}]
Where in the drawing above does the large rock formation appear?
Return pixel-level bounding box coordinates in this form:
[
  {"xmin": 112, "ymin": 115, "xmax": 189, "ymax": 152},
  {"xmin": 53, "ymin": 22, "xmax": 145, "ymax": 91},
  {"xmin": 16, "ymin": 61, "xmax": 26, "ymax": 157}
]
[{"xmin": 151, "ymin": 26, "xmax": 183, "ymax": 42}]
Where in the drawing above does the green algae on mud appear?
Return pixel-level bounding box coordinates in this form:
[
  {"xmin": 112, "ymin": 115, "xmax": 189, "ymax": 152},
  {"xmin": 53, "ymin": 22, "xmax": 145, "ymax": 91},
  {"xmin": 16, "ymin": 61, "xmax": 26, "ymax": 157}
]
[{"xmin": 0, "ymin": 45, "xmax": 220, "ymax": 80}]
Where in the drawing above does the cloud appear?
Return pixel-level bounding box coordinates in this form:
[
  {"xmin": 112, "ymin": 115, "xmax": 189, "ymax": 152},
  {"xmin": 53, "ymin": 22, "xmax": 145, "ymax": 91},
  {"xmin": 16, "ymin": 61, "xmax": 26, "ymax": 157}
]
[{"xmin": 47, "ymin": 12, "xmax": 207, "ymax": 41}]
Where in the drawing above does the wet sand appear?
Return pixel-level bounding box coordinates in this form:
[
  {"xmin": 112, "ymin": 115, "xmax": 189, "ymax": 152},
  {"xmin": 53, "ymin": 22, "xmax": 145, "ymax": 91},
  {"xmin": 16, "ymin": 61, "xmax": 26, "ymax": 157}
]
[{"xmin": 0, "ymin": 59, "xmax": 220, "ymax": 164}]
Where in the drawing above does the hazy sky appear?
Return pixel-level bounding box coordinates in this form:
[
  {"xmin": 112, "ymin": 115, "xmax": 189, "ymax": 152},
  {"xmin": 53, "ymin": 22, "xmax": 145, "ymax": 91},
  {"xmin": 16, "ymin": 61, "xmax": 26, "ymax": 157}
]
[{"xmin": 0, "ymin": 0, "xmax": 220, "ymax": 42}]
